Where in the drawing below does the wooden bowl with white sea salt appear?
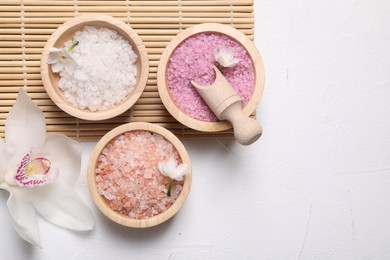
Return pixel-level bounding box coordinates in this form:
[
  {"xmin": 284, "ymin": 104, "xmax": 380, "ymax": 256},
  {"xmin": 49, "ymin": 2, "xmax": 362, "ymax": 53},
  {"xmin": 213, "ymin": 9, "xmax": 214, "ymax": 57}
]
[
  {"xmin": 87, "ymin": 122, "xmax": 192, "ymax": 228},
  {"xmin": 157, "ymin": 23, "xmax": 264, "ymax": 132},
  {"xmin": 41, "ymin": 14, "xmax": 149, "ymax": 121}
]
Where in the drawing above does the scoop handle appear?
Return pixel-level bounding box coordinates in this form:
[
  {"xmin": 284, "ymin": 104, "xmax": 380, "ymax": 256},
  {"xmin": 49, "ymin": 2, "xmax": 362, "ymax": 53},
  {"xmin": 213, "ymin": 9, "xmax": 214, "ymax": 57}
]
[
  {"xmin": 191, "ymin": 66, "xmax": 262, "ymax": 145},
  {"xmin": 220, "ymin": 102, "xmax": 262, "ymax": 145}
]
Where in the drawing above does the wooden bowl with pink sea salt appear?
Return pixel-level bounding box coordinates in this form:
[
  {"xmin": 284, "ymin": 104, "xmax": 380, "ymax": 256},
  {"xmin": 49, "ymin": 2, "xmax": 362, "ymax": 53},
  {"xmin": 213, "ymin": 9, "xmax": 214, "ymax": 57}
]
[
  {"xmin": 157, "ymin": 23, "xmax": 264, "ymax": 132},
  {"xmin": 87, "ymin": 122, "xmax": 192, "ymax": 228},
  {"xmin": 41, "ymin": 14, "xmax": 149, "ymax": 121}
]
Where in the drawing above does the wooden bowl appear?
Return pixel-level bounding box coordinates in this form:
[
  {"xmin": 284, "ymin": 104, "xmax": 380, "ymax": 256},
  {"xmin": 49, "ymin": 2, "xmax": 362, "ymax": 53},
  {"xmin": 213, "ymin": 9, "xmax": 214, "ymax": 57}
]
[
  {"xmin": 87, "ymin": 122, "xmax": 192, "ymax": 228},
  {"xmin": 157, "ymin": 23, "xmax": 264, "ymax": 132},
  {"xmin": 41, "ymin": 14, "xmax": 149, "ymax": 121}
]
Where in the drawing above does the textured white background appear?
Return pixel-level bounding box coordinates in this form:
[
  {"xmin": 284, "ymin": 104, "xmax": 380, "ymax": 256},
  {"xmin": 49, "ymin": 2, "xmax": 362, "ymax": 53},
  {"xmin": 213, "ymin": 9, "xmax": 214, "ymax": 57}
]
[{"xmin": 1, "ymin": 1, "xmax": 390, "ymax": 259}]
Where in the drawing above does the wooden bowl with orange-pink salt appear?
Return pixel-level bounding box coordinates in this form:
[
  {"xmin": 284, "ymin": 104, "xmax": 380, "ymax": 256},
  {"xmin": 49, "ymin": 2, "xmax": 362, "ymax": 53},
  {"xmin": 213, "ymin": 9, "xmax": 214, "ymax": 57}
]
[{"xmin": 87, "ymin": 122, "xmax": 192, "ymax": 228}]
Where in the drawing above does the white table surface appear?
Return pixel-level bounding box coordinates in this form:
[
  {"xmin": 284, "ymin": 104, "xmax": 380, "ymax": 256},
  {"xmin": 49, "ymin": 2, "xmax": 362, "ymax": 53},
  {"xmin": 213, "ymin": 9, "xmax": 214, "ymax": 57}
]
[{"xmin": 1, "ymin": 1, "xmax": 390, "ymax": 259}]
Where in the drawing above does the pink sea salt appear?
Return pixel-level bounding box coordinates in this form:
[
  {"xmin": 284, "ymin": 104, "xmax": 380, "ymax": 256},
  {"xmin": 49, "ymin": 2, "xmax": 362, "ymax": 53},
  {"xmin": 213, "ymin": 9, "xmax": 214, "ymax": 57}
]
[
  {"xmin": 95, "ymin": 130, "xmax": 183, "ymax": 219},
  {"xmin": 167, "ymin": 33, "xmax": 255, "ymax": 122}
]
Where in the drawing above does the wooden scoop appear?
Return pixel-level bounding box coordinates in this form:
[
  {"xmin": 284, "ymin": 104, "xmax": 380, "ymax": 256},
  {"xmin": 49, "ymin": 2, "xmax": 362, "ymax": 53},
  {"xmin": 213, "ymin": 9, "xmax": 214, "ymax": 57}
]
[{"xmin": 191, "ymin": 66, "xmax": 262, "ymax": 145}]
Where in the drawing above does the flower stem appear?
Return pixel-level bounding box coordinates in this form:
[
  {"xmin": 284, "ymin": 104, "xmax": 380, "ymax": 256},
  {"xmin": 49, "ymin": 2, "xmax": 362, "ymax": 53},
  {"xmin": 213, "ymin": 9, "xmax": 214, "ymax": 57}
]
[
  {"xmin": 167, "ymin": 178, "xmax": 174, "ymax": 197},
  {"xmin": 68, "ymin": 41, "xmax": 79, "ymax": 53}
]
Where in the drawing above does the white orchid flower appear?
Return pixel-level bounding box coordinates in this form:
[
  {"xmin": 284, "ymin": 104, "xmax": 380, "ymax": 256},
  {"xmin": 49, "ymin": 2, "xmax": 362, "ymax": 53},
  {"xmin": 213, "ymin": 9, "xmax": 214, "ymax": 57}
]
[
  {"xmin": 47, "ymin": 41, "xmax": 79, "ymax": 75},
  {"xmin": 0, "ymin": 89, "xmax": 94, "ymax": 247},
  {"xmin": 214, "ymin": 47, "xmax": 240, "ymax": 68},
  {"xmin": 158, "ymin": 158, "xmax": 189, "ymax": 196}
]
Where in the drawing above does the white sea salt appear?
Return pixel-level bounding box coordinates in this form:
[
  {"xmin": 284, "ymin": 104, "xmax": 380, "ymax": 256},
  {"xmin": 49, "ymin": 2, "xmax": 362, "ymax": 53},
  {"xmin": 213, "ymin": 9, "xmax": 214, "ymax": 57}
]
[{"xmin": 58, "ymin": 26, "xmax": 138, "ymax": 111}]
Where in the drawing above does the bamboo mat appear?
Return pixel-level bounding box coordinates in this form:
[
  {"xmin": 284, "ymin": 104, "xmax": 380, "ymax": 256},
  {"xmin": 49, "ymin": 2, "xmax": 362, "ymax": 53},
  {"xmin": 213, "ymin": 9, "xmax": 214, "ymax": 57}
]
[{"xmin": 0, "ymin": 0, "xmax": 255, "ymax": 141}]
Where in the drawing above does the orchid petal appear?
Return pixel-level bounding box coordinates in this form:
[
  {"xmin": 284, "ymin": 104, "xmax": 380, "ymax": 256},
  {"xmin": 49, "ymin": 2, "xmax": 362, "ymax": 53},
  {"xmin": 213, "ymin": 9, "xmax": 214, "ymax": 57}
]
[
  {"xmin": 173, "ymin": 164, "xmax": 190, "ymax": 181},
  {"xmin": 167, "ymin": 157, "xmax": 177, "ymax": 172},
  {"xmin": 225, "ymin": 58, "xmax": 240, "ymax": 68},
  {"xmin": 64, "ymin": 57, "xmax": 78, "ymax": 74},
  {"xmin": 0, "ymin": 182, "xmax": 10, "ymax": 192},
  {"xmin": 162, "ymin": 164, "xmax": 173, "ymax": 178},
  {"xmin": 0, "ymin": 137, "xmax": 5, "ymax": 173},
  {"xmin": 218, "ymin": 48, "xmax": 227, "ymax": 58},
  {"xmin": 46, "ymin": 52, "xmax": 61, "ymax": 64},
  {"xmin": 226, "ymin": 48, "xmax": 235, "ymax": 59},
  {"xmin": 28, "ymin": 180, "xmax": 94, "ymax": 231},
  {"xmin": 176, "ymin": 164, "xmax": 189, "ymax": 178},
  {"xmin": 157, "ymin": 162, "xmax": 167, "ymax": 176},
  {"xmin": 42, "ymin": 134, "xmax": 81, "ymax": 186},
  {"xmin": 6, "ymin": 188, "xmax": 41, "ymax": 247},
  {"xmin": 5, "ymin": 89, "xmax": 46, "ymax": 167},
  {"xmin": 51, "ymin": 62, "xmax": 65, "ymax": 73},
  {"xmin": 49, "ymin": 47, "xmax": 61, "ymax": 53}
]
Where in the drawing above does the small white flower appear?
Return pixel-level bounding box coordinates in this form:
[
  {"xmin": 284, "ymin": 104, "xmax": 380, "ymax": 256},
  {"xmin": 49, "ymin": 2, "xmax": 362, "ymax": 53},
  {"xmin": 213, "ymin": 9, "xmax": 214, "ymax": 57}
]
[
  {"xmin": 158, "ymin": 158, "xmax": 189, "ymax": 181},
  {"xmin": 214, "ymin": 47, "xmax": 240, "ymax": 68},
  {"xmin": 47, "ymin": 41, "xmax": 79, "ymax": 75},
  {"xmin": 158, "ymin": 158, "xmax": 190, "ymax": 197},
  {"xmin": 0, "ymin": 89, "xmax": 94, "ymax": 247}
]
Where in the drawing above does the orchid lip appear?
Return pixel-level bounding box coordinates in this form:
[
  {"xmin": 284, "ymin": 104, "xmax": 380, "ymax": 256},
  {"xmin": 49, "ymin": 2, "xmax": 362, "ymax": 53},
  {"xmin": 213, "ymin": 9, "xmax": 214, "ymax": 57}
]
[{"xmin": 15, "ymin": 151, "xmax": 56, "ymax": 187}]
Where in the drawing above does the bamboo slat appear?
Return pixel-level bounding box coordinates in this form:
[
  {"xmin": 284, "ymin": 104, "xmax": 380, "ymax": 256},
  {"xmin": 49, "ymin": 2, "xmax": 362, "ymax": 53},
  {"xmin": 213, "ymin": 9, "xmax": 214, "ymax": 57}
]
[
  {"xmin": 2, "ymin": 6, "xmax": 253, "ymax": 12},
  {"xmin": 3, "ymin": 0, "xmax": 253, "ymax": 6},
  {"xmin": 0, "ymin": 0, "xmax": 256, "ymax": 140},
  {"xmin": 2, "ymin": 22, "xmax": 254, "ymax": 29}
]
